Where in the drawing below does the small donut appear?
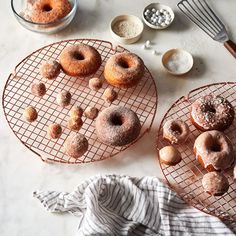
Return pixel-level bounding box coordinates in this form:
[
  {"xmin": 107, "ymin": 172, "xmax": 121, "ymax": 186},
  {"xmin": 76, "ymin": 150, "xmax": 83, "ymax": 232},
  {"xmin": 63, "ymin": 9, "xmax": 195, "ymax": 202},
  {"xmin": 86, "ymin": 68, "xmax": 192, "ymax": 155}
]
[
  {"xmin": 31, "ymin": 82, "xmax": 46, "ymax": 97},
  {"xmin": 56, "ymin": 90, "xmax": 71, "ymax": 107},
  {"xmin": 159, "ymin": 146, "xmax": 182, "ymax": 166},
  {"xmin": 64, "ymin": 133, "xmax": 88, "ymax": 159},
  {"xmin": 191, "ymin": 95, "xmax": 234, "ymax": 131},
  {"xmin": 102, "ymin": 88, "xmax": 118, "ymax": 103},
  {"xmin": 68, "ymin": 117, "xmax": 83, "ymax": 131},
  {"xmin": 23, "ymin": 106, "xmax": 38, "ymax": 122},
  {"xmin": 163, "ymin": 119, "xmax": 189, "ymax": 144},
  {"xmin": 31, "ymin": 0, "xmax": 72, "ymax": 23},
  {"xmin": 40, "ymin": 60, "xmax": 61, "ymax": 80},
  {"xmin": 202, "ymin": 171, "xmax": 229, "ymax": 196},
  {"xmin": 104, "ymin": 52, "xmax": 145, "ymax": 88},
  {"xmin": 84, "ymin": 107, "xmax": 99, "ymax": 120},
  {"xmin": 69, "ymin": 106, "xmax": 83, "ymax": 119},
  {"xmin": 47, "ymin": 123, "xmax": 62, "ymax": 139},
  {"xmin": 89, "ymin": 77, "xmax": 103, "ymax": 91},
  {"xmin": 59, "ymin": 44, "xmax": 102, "ymax": 77},
  {"xmin": 194, "ymin": 130, "xmax": 234, "ymax": 171},
  {"xmin": 95, "ymin": 106, "xmax": 141, "ymax": 146}
]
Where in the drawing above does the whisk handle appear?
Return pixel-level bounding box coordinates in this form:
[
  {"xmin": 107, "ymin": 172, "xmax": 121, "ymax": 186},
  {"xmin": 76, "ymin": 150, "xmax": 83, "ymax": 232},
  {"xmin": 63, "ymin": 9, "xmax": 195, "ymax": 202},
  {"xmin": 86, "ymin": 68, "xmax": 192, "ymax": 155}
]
[{"xmin": 224, "ymin": 40, "xmax": 236, "ymax": 58}]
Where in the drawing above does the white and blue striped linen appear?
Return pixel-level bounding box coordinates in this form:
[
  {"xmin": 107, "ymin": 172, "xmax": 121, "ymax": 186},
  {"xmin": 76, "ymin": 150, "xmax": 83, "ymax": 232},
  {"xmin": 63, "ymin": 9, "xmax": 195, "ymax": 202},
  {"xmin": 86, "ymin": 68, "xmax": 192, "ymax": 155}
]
[{"xmin": 33, "ymin": 175, "xmax": 236, "ymax": 236}]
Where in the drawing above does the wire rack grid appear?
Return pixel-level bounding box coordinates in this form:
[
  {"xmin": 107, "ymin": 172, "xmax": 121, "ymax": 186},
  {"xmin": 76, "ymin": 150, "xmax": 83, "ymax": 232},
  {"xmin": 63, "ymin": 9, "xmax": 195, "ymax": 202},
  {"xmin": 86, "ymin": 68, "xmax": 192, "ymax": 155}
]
[
  {"xmin": 2, "ymin": 39, "xmax": 158, "ymax": 164},
  {"xmin": 156, "ymin": 82, "xmax": 236, "ymax": 221}
]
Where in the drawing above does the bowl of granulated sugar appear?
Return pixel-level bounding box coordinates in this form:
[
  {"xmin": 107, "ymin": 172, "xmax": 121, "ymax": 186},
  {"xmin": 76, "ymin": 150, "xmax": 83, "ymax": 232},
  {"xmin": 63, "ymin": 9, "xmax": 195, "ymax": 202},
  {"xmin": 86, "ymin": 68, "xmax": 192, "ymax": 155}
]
[
  {"xmin": 162, "ymin": 49, "xmax": 194, "ymax": 75},
  {"xmin": 110, "ymin": 15, "xmax": 144, "ymax": 44}
]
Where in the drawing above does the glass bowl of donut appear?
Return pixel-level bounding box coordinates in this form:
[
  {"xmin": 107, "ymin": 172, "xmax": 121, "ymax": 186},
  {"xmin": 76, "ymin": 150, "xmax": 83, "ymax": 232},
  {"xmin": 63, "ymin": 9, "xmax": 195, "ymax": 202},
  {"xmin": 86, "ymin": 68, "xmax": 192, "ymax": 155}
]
[{"xmin": 11, "ymin": 0, "xmax": 78, "ymax": 34}]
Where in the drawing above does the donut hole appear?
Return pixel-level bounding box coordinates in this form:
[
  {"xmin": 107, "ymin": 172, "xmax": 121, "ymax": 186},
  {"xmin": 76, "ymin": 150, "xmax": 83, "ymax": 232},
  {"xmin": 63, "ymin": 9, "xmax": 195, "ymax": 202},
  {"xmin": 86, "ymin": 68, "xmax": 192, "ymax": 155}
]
[
  {"xmin": 208, "ymin": 106, "xmax": 216, "ymax": 113},
  {"xmin": 118, "ymin": 59, "xmax": 130, "ymax": 69},
  {"xmin": 110, "ymin": 114, "xmax": 123, "ymax": 126},
  {"xmin": 72, "ymin": 52, "xmax": 85, "ymax": 61},
  {"xmin": 211, "ymin": 140, "xmax": 222, "ymax": 152},
  {"xmin": 171, "ymin": 124, "xmax": 182, "ymax": 135},
  {"xmin": 42, "ymin": 4, "xmax": 52, "ymax": 12}
]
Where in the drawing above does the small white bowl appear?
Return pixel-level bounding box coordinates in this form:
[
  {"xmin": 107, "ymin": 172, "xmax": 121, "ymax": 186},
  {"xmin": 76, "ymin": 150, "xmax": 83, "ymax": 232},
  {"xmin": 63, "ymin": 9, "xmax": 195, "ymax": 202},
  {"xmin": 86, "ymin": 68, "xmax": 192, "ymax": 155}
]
[
  {"xmin": 110, "ymin": 15, "xmax": 144, "ymax": 44},
  {"xmin": 143, "ymin": 3, "xmax": 175, "ymax": 29},
  {"xmin": 162, "ymin": 49, "xmax": 194, "ymax": 75}
]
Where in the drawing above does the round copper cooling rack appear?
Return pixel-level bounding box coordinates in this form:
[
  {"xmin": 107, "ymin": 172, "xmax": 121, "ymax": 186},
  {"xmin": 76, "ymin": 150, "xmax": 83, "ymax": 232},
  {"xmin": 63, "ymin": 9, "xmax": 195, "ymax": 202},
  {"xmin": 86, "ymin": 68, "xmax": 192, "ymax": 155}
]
[
  {"xmin": 156, "ymin": 82, "xmax": 236, "ymax": 221},
  {"xmin": 2, "ymin": 39, "xmax": 158, "ymax": 164}
]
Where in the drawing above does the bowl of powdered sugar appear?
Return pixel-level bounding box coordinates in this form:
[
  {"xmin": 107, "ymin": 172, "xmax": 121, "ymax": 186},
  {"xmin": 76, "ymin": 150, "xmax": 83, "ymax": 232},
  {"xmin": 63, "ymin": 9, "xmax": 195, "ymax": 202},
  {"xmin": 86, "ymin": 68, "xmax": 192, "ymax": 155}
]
[
  {"xmin": 110, "ymin": 15, "xmax": 144, "ymax": 44},
  {"xmin": 162, "ymin": 49, "xmax": 194, "ymax": 75}
]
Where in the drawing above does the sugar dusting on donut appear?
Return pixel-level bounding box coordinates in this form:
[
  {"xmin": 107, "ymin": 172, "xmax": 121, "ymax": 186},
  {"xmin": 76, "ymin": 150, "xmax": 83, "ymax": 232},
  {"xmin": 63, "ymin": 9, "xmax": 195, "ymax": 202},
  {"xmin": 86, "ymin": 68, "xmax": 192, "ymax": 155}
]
[
  {"xmin": 104, "ymin": 52, "xmax": 145, "ymax": 88},
  {"xmin": 191, "ymin": 95, "xmax": 234, "ymax": 131},
  {"xmin": 194, "ymin": 130, "xmax": 235, "ymax": 171},
  {"xmin": 96, "ymin": 106, "xmax": 141, "ymax": 146},
  {"xmin": 40, "ymin": 60, "xmax": 61, "ymax": 79}
]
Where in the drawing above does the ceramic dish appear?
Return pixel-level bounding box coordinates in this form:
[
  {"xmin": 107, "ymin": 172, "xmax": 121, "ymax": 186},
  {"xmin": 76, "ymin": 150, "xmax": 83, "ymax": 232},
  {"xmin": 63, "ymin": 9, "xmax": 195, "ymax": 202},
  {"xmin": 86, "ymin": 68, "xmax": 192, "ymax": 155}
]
[
  {"xmin": 110, "ymin": 15, "xmax": 144, "ymax": 44},
  {"xmin": 143, "ymin": 3, "xmax": 175, "ymax": 29},
  {"xmin": 11, "ymin": 0, "xmax": 78, "ymax": 34},
  {"xmin": 162, "ymin": 49, "xmax": 194, "ymax": 75}
]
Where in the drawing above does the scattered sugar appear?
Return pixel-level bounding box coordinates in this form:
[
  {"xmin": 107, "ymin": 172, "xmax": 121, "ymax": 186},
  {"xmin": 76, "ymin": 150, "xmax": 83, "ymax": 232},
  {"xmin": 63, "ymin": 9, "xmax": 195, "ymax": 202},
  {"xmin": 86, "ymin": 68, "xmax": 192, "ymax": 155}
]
[{"xmin": 112, "ymin": 20, "xmax": 140, "ymax": 38}]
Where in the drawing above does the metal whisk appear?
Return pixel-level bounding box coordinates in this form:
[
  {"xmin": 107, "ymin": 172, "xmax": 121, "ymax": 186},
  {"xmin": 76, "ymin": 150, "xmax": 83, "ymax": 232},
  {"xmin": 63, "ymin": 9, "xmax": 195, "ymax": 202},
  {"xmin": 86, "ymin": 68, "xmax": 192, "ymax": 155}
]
[{"xmin": 177, "ymin": 0, "xmax": 236, "ymax": 58}]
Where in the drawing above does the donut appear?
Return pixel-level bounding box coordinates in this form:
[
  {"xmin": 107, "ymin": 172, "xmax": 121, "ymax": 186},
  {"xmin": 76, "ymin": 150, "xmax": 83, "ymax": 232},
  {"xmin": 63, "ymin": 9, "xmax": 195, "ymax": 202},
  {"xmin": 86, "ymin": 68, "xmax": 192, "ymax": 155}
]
[
  {"xmin": 67, "ymin": 117, "xmax": 83, "ymax": 131},
  {"xmin": 202, "ymin": 171, "xmax": 229, "ymax": 196},
  {"xmin": 31, "ymin": 0, "xmax": 72, "ymax": 23},
  {"xmin": 163, "ymin": 119, "xmax": 189, "ymax": 144},
  {"xmin": 95, "ymin": 106, "xmax": 141, "ymax": 146},
  {"xmin": 59, "ymin": 44, "xmax": 102, "ymax": 77},
  {"xmin": 31, "ymin": 82, "xmax": 46, "ymax": 97},
  {"xmin": 84, "ymin": 107, "xmax": 99, "ymax": 120},
  {"xmin": 89, "ymin": 77, "xmax": 103, "ymax": 91},
  {"xmin": 159, "ymin": 146, "xmax": 182, "ymax": 166},
  {"xmin": 56, "ymin": 90, "xmax": 71, "ymax": 107},
  {"xmin": 194, "ymin": 130, "xmax": 234, "ymax": 171},
  {"xmin": 104, "ymin": 52, "xmax": 145, "ymax": 88},
  {"xmin": 23, "ymin": 106, "xmax": 38, "ymax": 122},
  {"xmin": 64, "ymin": 133, "xmax": 88, "ymax": 159},
  {"xmin": 40, "ymin": 60, "xmax": 61, "ymax": 80},
  {"xmin": 47, "ymin": 123, "xmax": 62, "ymax": 139},
  {"xmin": 69, "ymin": 106, "xmax": 83, "ymax": 119},
  {"xmin": 102, "ymin": 88, "xmax": 118, "ymax": 103},
  {"xmin": 191, "ymin": 95, "xmax": 234, "ymax": 131}
]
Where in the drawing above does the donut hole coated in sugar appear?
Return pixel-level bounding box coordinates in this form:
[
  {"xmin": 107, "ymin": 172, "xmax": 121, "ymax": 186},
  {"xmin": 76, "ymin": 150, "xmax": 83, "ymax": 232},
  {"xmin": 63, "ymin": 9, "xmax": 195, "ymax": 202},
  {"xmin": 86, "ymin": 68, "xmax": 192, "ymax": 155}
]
[{"xmin": 42, "ymin": 4, "xmax": 52, "ymax": 12}]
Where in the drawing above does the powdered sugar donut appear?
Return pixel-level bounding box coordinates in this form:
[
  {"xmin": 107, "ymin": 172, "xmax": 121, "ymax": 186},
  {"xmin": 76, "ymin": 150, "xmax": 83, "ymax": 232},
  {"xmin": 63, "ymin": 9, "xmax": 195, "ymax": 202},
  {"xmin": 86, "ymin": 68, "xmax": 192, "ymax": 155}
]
[{"xmin": 95, "ymin": 106, "xmax": 141, "ymax": 146}]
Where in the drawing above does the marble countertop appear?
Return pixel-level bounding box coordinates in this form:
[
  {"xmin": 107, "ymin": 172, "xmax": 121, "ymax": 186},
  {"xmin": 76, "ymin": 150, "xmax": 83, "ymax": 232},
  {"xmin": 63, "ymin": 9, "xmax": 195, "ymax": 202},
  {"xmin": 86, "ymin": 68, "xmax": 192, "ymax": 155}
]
[{"xmin": 0, "ymin": 0, "xmax": 236, "ymax": 235}]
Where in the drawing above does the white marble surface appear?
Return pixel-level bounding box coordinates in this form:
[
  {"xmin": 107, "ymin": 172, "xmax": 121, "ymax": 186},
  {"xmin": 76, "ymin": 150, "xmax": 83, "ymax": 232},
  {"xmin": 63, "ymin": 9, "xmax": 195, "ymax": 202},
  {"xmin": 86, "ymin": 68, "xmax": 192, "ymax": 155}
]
[{"xmin": 0, "ymin": 0, "xmax": 236, "ymax": 235}]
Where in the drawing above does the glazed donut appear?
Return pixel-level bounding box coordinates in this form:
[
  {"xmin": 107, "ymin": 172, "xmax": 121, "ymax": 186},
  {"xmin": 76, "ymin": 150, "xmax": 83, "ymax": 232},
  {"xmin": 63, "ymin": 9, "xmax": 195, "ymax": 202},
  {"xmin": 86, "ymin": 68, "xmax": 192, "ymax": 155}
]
[
  {"xmin": 104, "ymin": 52, "xmax": 145, "ymax": 88},
  {"xmin": 31, "ymin": 0, "xmax": 72, "ymax": 23},
  {"xmin": 194, "ymin": 130, "xmax": 234, "ymax": 171},
  {"xmin": 59, "ymin": 44, "xmax": 102, "ymax": 77},
  {"xmin": 191, "ymin": 95, "xmax": 234, "ymax": 131},
  {"xmin": 163, "ymin": 119, "xmax": 189, "ymax": 144},
  {"xmin": 202, "ymin": 171, "xmax": 229, "ymax": 196},
  {"xmin": 95, "ymin": 106, "xmax": 141, "ymax": 146},
  {"xmin": 159, "ymin": 146, "xmax": 182, "ymax": 166}
]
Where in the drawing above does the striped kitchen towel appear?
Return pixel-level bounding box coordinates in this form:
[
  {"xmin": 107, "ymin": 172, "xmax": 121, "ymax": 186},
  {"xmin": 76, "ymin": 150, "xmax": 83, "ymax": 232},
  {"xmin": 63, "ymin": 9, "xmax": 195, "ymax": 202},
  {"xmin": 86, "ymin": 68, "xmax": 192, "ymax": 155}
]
[{"xmin": 33, "ymin": 175, "xmax": 236, "ymax": 236}]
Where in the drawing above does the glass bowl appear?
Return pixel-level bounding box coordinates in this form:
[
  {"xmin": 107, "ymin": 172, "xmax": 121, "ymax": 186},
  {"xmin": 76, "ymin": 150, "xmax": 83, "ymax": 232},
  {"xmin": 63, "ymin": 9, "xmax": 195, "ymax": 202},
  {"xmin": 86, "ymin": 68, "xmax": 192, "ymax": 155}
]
[{"xmin": 11, "ymin": 0, "xmax": 78, "ymax": 34}]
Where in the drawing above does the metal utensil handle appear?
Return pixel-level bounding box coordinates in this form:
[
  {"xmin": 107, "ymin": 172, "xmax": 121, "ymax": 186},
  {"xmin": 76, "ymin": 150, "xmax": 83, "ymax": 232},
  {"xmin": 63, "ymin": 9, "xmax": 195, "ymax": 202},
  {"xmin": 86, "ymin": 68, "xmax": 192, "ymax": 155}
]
[{"xmin": 224, "ymin": 40, "xmax": 236, "ymax": 58}]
